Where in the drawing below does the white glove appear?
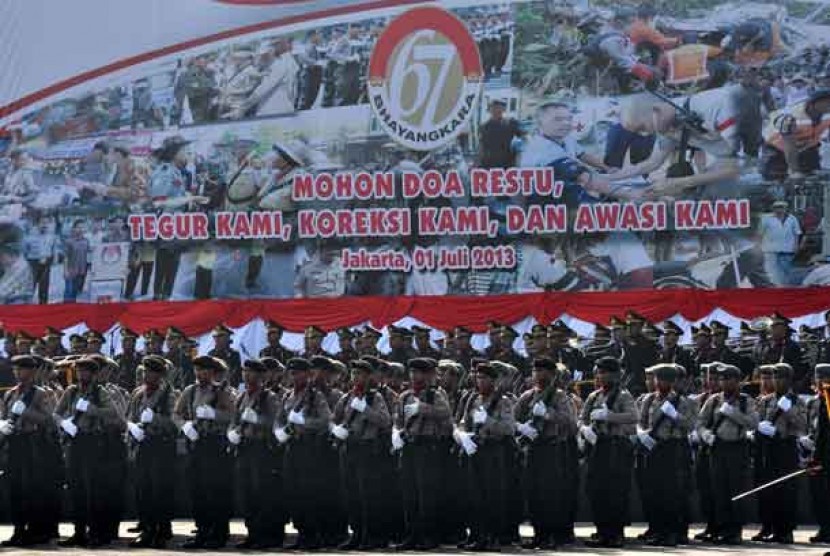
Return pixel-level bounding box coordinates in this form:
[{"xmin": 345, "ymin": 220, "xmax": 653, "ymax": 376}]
[
  {"xmin": 532, "ymin": 401, "xmax": 547, "ymax": 417},
  {"xmin": 701, "ymin": 429, "xmax": 716, "ymax": 446},
  {"xmin": 288, "ymin": 409, "xmax": 305, "ymax": 425},
  {"xmin": 637, "ymin": 431, "xmax": 656, "ymax": 450},
  {"xmin": 350, "ymin": 397, "xmax": 367, "ymax": 413},
  {"xmin": 516, "ymin": 421, "xmax": 539, "ymax": 440},
  {"xmin": 140, "ymin": 407, "xmax": 154, "ymax": 424},
  {"xmin": 590, "ymin": 408, "xmax": 609, "ymax": 422},
  {"xmin": 274, "ymin": 426, "xmax": 290, "ymax": 444},
  {"xmin": 746, "ymin": 430, "xmax": 755, "ymax": 441},
  {"xmin": 127, "ymin": 422, "xmax": 145, "ymax": 442},
  {"xmin": 227, "ymin": 429, "xmax": 242, "ymax": 445},
  {"xmin": 391, "ymin": 428, "xmax": 405, "ymax": 451},
  {"xmin": 10, "ymin": 400, "xmax": 26, "ymax": 416},
  {"xmin": 799, "ymin": 435, "xmax": 816, "ymax": 451},
  {"xmin": 404, "ymin": 402, "xmax": 420, "ymax": 419},
  {"xmin": 237, "ymin": 383, "xmax": 246, "ymax": 394},
  {"xmin": 460, "ymin": 432, "xmax": 478, "ymax": 456},
  {"xmin": 60, "ymin": 418, "xmax": 78, "ymax": 437},
  {"xmin": 332, "ymin": 424, "xmax": 349, "ymax": 440},
  {"xmin": 580, "ymin": 425, "xmax": 598, "ymax": 445},
  {"xmin": 777, "ymin": 396, "xmax": 792, "ymax": 412},
  {"xmin": 573, "ymin": 370, "xmax": 583, "ymax": 381},
  {"xmin": 758, "ymin": 420, "xmax": 776, "ymax": 437},
  {"xmin": 195, "ymin": 405, "xmax": 216, "ymax": 421},
  {"xmin": 689, "ymin": 430, "xmax": 700, "ymax": 444},
  {"xmin": 472, "ymin": 407, "xmax": 488, "ymax": 425},
  {"xmin": 718, "ymin": 403, "xmax": 735, "ymax": 416},
  {"xmin": 660, "ymin": 400, "xmax": 678, "ymax": 420},
  {"xmin": 75, "ymin": 398, "xmax": 90, "ymax": 413},
  {"xmin": 241, "ymin": 407, "xmax": 258, "ymax": 424},
  {"xmin": 181, "ymin": 420, "xmax": 199, "ymax": 441},
  {"xmin": 0, "ymin": 420, "xmax": 13, "ymax": 436}
]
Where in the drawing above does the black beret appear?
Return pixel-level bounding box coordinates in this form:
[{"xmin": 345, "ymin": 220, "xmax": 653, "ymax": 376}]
[
  {"xmin": 650, "ymin": 363, "xmax": 678, "ymax": 382},
  {"xmin": 141, "ymin": 355, "xmax": 169, "ymax": 374},
  {"xmin": 388, "ymin": 361, "xmax": 407, "ymax": 378},
  {"xmin": 717, "ymin": 364, "xmax": 741, "ymax": 380},
  {"xmin": 192, "ymin": 355, "xmax": 228, "ymax": 374},
  {"xmin": 757, "ymin": 364, "xmax": 776, "ymax": 377},
  {"xmin": 351, "ymin": 360, "xmax": 374, "ymax": 374},
  {"xmin": 533, "ymin": 357, "xmax": 556, "ymax": 372},
  {"xmin": 475, "ymin": 362, "xmax": 498, "ymax": 379},
  {"xmin": 11, "ymin": 355, "xmax": 39, "ymax": 370},
  {"xmin": 816, "ymin": 364, "xmax": 830, "ymax": 380},
  {"xmin": 286, "ymin": 358, "xmax": 311, "ymax": 373},
  {"xmin": 408, "ymin": 357, "xmax": 437, "ymax": 372},
  {"xmin": 309, "ymin": 356, "xmax": 335, "ymax": 373},
  {"xmin": 360, "ymin": 355, "xmax": 382, "ymax": 372},
  {"xmin": 260, "ymin": 357, "xmax": 285, "ymax": 372},
  {"xmin": 243, "ymin": 359, "xmax": 267, "ymax": 373},
  {"xmin": 594, "ymin": 356, "xmax": 621, "ymax": 375},
  {"xmin": 773, "ymin": 363, "xmax": 793, "ymax": 379},
  {"xmin": 75, "ymin": 358, "xmax": 100, "ymax": 373}
]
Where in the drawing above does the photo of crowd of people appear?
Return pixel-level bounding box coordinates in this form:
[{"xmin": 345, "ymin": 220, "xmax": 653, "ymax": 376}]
[{"xmin": 2, "ymin": 0, "xmax": 830, "ymax": 304}]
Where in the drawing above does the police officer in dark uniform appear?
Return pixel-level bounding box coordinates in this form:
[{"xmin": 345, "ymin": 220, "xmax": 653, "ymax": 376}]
[
  {"xmin": 0, "ymin": 355, "xmax": 60, "ymax": 547},
  {"xmin": 259, "ymin": 320, "xmax": 296, "ymax": 362},
  {"xmin": 54, "ymin": 357, "xmax": 120, "ymax": 548},
  {"xmin": 334, "ymin": 328, "xmax": 359, "ymax": 365},
  {"xmin": 227, "ymin": 359, "xmax": 283, "ymax": 549},
  {"xmin": 125, "ymin": 355, "xmax": 178, "ymax": 548},
  {"xmin": 621, "ymin": 311, "xmax": 658, "ymax": 396},
  {"xmin": 174, "ymin": 355, "xmax": 235, "ymax": 549},
  {"xmin": 43, "ymin": 327, "xmax": 68, "ymax": 358},
  {"xmin": 356, "ymin": 326, "xmax": 382, "ymax": 359},
  {"xmin": 304, "ymin": 325, "xmax": 332, "ymax": 358},
  {"xmin": 165, "ymin": 326, "xmax": 195, "ymax": 391},
  {"xmin": 810, "ymin": 365, "xmax": 830, "ymax": 552},
  {"xmin": 143, "ymin": 329, "xmax": 165, "ymax": 356},
  {"xmin": 657, "ymin": 321, "xmax": 695, "ymax": 379},
  {"xmin": 548, "ymin": 320, "xmax": 581, "ymax": 371},
  {"xmin": 332, "ymin": 359, "xmax": 392, "ymax": 549},
  {"xmin": 759, "ymin": 313, "xmax": 807, "ymax": 392},
  {"xmin": 452, "ymin": 327, "xmax": 484, "ymax": 372},
  {"xmin": 84, "ymin": 330, "xmax": 105, "ymax": 355},
  {"xmin": 412, "ymin": 326, "xmax": 441, "ymax": 360},
  {"xmin": 388, "ymin": 325, "xmax": 417, "ymax": 365},
  {"xmin": 709, "ymin": 321, "xmax": 753, "ymax": 378},
  {"xmin": 114, "ymin": 327, "xmax": 142, "ymax": 391},
  {"xmin": 207, "ymin": 324, "xmax": 242, "ymax": 387}
]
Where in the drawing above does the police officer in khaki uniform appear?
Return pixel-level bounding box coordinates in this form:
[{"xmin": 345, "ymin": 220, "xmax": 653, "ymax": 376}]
[
  {"xmin": 174, "ymin": 355, "xmax": 235, "ymax": 549},
  {"xmin": 125, "ymin": 355, "xmax": 178, "ymax": 548},
  {"xmin": 227, "ymin": 359, "xmax": 283, "ymax": 549},
  {"xmin": 697, "ymin": 363, "xmax": 758, "ymax": 545},
  {"xmin": 580, "ymin": 356, "xmax": 638, "ymax": 548},
  {"xmin": 276, "ymin": 357, "xmax": 332, "ymax": 550},
  {"xmin": 393, "ymin": 357, "xmax": 452, "ymax": 551},
  {"xmin": 0, "ymin": 355, "xmax": 59, "ymax": 547},
  {"xmin": 753, "ymin": 362, "xmax": 807, "ymax": 543},
  {"xmin": 332, "ymin": 359, "xmax": 392, "ymax": 549},
  {"xmin": 456, "ymin": 361, "xmax": 515, "ymax": 551},
  {"xmin": 514, "ymin": 357, "xmax": 575, "ymax": 550},
  {"xmin": 54, "ymin": 357, "xmax": 120, "ymax": 548}
]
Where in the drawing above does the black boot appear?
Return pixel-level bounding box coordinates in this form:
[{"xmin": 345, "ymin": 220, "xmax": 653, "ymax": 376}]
[{"xmin": 1, "ymin": 525, "xmax": 26, "ymax": 547}]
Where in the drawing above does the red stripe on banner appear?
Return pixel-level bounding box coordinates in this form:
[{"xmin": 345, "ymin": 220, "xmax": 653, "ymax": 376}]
[
  {"xmin": 0, "ymin": 287, "xmax": 829, "ymax": 336},
  {"xmin": 0, "ymin": 0, "xmax": 425, "ymax": 120}
]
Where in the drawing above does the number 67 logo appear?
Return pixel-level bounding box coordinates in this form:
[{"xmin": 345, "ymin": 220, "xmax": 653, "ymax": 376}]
[{"xmin": 368, "ymin": 6, "xmax": 483, "ymax": 151}]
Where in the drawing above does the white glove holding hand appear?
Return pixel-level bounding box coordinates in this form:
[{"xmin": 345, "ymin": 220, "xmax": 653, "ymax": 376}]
[
  {"xmin": 127, "ymin": 422, "xmax": 145, "ymax": 442},
  {"xmin": 332, "ymin": 424, "xmax": 349, "ymax": 441},
  {"xmin": 573, "ymin": 370, "xmax": 583, "ymax": 381},
  {"xmin": 580, "ymin": 425, "xmax": 598, "ymax": 445},
  {"xmin": 140, "ymin": 407, "xmax": 154, "ymax": 424},
  {"xmin": 274, "ymin": 426, "xmax": 290, "ymax": 444},
  {"xmin": 701, "ymin": 429, "xmax": 716, "ymax": 446},
  {"xmin": 0, "ymin": 420, "xmax": 13, "ymax": 436},
  {"xmin": 350, "ymin": 397, "xmax": 367, "ymax": 413},
  {"xmin": 241, "ymin": 407, "xmax": 258, "ymax": 424},
  {"xmin": 195, "ymin": 405, "xmax": 216, "ymax": 421},
  {"xmin": 61, "ymin": 418, "xmax": 78, "ymax": 437},
  {"xmin": 660, "ymin": 400, "xmax": 678, "ymax": 420},
  {"xmin": 10, "ymin": 400, "xmax": 26, "ymax": 416},
  {"xmin": 460, "ymin": 432, "xmax": 478, "ymax": 456},
  {"xmin": 391, "ymin": 428, "xmax": 405, "ymax": 451},
  {"xmin": 758, "ymin": 420, "xmax": 776, "ymax": 437},
  {"xmin": 799, "ymin": 435, "xmax": 816, "ymax": 452},
  {"xmin": 404, "ymin": 402, "xmax": 420, "ymax": 419},
  {"xmin": 590, "ymin": 408, "xmax": 609, "ymax": 422},
  {"xmin": 75, "ymin": 398, "xmax": 90, "ymax": 413},
  {"xmin": 777, "ymin": 396, "xmax": 792, "ymax": 412},
  {"xmin": 516, "ymin": 421, "xmax": 539, "ymax": 440},
  {"xmin": 181, "ymin": 421, "xmax": 199, "ymax": 441},
  {"xmin": 472, "ymin": 407, "xmax": 488, "ymax": 425},
  {"xmin": 637, "ymin": 431, "xmax": 656, "ymax": 450},
  {"xmin": 532, "ymin": 401, "xmax": 547, "ymax": 417},
  {"xmin": 288, "ymin": 409, "xmax": 305, "ymax": 425},
  {"xmin": 227, "ymin": 429, "xmax": 242, "ymax": 445},
  {"xmin": 718, "ymin": 403, "xmax": 735, "ymax": 416}
]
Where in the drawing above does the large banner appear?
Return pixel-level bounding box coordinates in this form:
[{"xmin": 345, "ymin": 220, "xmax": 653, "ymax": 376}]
[{"xmin": 1, "ymin": 0, "xmax": 830, "ymax": 304}]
